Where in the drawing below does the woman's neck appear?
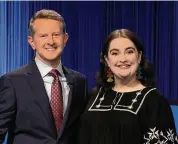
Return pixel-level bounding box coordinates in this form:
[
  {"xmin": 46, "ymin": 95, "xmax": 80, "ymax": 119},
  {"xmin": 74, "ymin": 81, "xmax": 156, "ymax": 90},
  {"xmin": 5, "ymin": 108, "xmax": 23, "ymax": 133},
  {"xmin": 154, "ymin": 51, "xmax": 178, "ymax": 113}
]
[{"xmin": 113, "ymin": 76, "xmax": 145, "ymax": 92}]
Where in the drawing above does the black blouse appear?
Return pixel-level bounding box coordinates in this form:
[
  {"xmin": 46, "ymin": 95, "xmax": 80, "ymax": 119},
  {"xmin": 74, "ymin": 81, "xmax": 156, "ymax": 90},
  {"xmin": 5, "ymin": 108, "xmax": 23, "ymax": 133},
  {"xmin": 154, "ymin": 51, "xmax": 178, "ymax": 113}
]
[{"xmin": 77, "ymin": 87, "xmax": 178, "ymax": 144}]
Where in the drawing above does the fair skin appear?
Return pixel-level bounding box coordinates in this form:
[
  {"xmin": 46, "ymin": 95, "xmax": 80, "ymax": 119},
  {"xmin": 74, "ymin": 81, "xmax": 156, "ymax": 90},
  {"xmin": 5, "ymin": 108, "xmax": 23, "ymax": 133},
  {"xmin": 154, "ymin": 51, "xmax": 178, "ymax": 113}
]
[
  {"xmin": 105, "ymin": 37, "xmax": 145, "ymax": 92},
  {"xmin": 28, "ymin": 19, "xmax": 69, "ymax": 68}
]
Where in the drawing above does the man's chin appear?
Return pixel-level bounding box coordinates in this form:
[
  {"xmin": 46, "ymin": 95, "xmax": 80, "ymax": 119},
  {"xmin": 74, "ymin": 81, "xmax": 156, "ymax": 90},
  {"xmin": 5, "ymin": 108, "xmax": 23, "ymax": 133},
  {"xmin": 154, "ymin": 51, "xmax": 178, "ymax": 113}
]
[
  {"xmin": 46, "ymin": 57, "xmax": 61, "ymax": 62},
  {"xmin": 40, "ymin": 56, "xmax": 61, "ymax": 64}
]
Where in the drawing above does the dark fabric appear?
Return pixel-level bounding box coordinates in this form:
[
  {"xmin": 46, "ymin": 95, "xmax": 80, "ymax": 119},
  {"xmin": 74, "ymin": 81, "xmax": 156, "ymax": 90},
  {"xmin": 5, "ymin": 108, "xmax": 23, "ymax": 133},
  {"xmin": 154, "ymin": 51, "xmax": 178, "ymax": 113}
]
[
  {"xmin": 77, "ymin": 87, "xmax": 178, "ymax": 144},
  {"xmin": 0, "ymin": 59, "xmax": 88, "ymax": 144}
]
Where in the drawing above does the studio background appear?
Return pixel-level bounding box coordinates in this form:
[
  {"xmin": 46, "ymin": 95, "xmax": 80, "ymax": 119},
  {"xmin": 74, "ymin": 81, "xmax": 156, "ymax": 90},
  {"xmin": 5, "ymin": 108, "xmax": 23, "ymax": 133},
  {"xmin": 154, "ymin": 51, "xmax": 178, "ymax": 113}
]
[
  {"xmin": 0, "ymin": 1, "xmax": 177, "ymax": 106},
  {"xmin": 1, "ymin": 1, "xmax": 178, "ymax": 143}
]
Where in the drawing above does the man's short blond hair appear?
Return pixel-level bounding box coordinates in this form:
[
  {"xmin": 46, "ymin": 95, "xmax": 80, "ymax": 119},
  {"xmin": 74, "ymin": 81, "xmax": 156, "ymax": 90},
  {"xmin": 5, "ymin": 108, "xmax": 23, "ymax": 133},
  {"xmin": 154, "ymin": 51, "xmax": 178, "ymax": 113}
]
[{"xmin": 28, "ymin": 9, "xmax": 66, "ymax": 37}]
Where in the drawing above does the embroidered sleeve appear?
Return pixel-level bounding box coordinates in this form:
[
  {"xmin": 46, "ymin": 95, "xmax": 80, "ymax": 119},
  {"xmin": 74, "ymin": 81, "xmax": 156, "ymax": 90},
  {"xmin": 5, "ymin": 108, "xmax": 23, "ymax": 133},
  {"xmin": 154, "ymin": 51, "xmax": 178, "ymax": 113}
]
[
  {"xmin": 142, "ymin": 91, "xmax": 178, "ymax": 144},
  {"xmin": 143, "ymin": 127, "xmax": 178, "ymax": 144}
]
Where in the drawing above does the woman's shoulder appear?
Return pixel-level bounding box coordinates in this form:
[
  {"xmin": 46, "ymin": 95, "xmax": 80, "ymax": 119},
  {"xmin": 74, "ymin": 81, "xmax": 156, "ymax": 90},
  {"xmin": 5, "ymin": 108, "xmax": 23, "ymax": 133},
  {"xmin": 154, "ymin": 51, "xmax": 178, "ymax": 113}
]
[
  {"xmin": 141, "ymin": 87, "xmax": 170, "ymax": 109},
  {"xmin": 88, "ymin": 86, "xmax": 109, "ymax": 102},
  {"xmin": 90, "ymin": 87, "xmax": 98, "ymax": 95},
  {"xmin": 143, "ymin": 87, "xmax": 166, "ymax": 100},
  {"xmin": 89, "ymin": 86, "xmax": 105, "ymax": 96}
]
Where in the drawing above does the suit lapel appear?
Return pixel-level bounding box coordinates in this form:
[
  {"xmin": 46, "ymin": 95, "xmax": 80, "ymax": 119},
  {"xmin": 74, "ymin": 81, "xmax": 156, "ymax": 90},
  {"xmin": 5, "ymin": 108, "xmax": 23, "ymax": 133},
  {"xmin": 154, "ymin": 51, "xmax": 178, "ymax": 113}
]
[
  {"xmin": 26, "ymin": 60, "xmax": 57, "ymax": 136},
  {"xmin": 57, "ymin": 67, "xmax": 75, "ymax": 138},
  {"xmin": 26, "ymin": 61, "xmax": 78, "ymax": 138}
]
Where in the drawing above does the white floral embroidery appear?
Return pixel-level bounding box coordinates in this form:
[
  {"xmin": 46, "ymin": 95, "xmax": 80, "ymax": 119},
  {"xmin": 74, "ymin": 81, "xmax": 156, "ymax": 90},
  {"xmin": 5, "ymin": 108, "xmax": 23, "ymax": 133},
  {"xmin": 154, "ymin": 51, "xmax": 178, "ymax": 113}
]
[{"xmin": 144, "ymin": 127, "xmax": 178, "ymax": 144}]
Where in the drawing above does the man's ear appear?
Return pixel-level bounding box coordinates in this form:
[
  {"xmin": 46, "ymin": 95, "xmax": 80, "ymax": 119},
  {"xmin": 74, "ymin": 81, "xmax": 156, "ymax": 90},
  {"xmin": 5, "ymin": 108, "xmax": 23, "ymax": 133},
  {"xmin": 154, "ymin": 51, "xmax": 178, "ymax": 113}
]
[
  {"xmin": 28, "ymin": 36, "xmax": 36, "ymax": 50},
  {"xmin": 63, "ymin": 33, "xmax": 69, "ymax": 47}
]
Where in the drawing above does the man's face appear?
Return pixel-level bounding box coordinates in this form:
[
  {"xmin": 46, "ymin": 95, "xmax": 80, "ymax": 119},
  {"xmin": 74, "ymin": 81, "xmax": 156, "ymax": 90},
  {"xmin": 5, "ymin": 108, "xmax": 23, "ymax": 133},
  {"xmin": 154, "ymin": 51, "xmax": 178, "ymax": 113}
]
[{"xmin": 28, "ymin": 19, "xmax": 68, "ymax": 66}]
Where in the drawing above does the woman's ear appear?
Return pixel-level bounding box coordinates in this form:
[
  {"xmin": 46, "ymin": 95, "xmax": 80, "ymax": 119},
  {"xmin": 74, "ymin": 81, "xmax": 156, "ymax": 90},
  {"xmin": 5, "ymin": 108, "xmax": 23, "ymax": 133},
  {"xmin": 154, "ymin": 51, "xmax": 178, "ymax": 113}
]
[
  {"xmin": 138, "ymin": 51, "xmax": 142, "ymax": 64},
  {"xmin": 104, "ymin": 55, "xmax": 110, "ymax": 67}
]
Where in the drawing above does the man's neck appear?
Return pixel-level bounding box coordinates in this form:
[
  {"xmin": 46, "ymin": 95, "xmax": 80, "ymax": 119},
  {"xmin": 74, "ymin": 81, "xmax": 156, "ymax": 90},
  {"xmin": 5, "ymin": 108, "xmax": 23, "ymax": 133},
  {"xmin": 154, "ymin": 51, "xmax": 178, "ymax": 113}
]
[{"xmin": 35, "ymin": 57, "xmax": 61, "ymax": 68}]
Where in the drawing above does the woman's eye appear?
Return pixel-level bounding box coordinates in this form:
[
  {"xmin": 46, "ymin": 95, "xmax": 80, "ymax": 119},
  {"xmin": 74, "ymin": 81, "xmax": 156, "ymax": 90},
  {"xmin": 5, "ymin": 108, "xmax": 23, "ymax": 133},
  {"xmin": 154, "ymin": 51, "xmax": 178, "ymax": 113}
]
[
  {"xmin": 127, "ymin": 50, "xmax": 134, "ymax": 54},
  {"xmin": 111, "ymin": 52, "xmax": 118, "ymax": 55}
]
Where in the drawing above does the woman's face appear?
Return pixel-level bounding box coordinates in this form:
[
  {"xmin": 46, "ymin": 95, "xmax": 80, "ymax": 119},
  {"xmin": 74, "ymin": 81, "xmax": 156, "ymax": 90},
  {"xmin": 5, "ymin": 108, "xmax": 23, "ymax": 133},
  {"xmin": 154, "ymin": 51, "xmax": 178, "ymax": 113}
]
[{"xmin": 105, "ymin": 37, "xmax": 142, "ymax": 80}]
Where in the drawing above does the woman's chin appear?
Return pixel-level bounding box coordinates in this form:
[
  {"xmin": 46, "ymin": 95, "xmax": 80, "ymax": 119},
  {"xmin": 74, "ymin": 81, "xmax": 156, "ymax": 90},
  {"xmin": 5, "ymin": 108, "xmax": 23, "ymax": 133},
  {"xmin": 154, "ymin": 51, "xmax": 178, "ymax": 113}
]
[
  {"xmin": 116, "ymin": 73, "xmax": 132, "ymax": 80},
  {"xmin": 117, "ymin": 75, "xmax": 129, "ymax": 79}
]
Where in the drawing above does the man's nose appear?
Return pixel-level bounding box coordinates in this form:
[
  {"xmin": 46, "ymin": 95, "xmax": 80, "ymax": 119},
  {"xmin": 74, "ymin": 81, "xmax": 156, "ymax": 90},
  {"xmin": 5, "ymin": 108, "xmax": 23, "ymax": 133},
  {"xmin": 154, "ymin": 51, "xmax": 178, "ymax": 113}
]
[{"xmin": 47, "ymin": 36, "xmax": 54, "ymax": 45}]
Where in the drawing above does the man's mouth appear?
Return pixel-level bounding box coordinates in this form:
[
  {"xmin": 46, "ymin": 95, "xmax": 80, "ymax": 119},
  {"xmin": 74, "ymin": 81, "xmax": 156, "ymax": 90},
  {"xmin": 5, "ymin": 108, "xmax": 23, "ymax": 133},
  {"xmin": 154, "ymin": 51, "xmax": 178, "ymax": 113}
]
[{"xmin": 45, "ymin": 47, "xmax": 57, "ymax": 51}]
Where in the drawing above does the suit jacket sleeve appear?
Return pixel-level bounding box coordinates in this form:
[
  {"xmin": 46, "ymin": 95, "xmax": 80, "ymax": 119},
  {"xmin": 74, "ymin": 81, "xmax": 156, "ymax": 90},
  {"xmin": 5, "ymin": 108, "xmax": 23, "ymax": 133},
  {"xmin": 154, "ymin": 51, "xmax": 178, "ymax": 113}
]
[
  {"xmin": 84, "ymin": 77, "xmax": 89, "ymax": 109},
  {"xmin": 0, "ymin": 75, "xmax": 16, "ymax": 143}
]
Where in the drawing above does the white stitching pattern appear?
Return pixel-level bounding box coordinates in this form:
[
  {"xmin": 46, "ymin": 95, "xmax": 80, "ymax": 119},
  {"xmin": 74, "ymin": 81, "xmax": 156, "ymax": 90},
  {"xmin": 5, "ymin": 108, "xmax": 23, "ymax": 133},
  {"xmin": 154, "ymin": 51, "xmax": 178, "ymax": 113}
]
[
  {"xmin": 143, "ymin": 127, "xmax": 178, "ymax": 144},
  {"xmin": 88, "ymin": 87, "xmax": 156, "ymax": 115}
]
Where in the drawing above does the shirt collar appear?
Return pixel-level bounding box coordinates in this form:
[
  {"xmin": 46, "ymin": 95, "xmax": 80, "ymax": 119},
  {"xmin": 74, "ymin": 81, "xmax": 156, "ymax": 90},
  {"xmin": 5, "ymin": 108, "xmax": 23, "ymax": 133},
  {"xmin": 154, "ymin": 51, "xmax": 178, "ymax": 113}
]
[{"xmin": 35, "ymin": 57, "xmax": 64, "ymax": 78}]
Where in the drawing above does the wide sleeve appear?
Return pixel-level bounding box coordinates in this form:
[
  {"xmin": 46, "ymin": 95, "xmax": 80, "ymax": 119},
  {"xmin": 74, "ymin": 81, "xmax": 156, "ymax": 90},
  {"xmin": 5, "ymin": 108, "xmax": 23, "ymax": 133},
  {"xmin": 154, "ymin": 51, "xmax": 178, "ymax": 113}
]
[
  {"xmin": 141, "ymin": 90, "xmax": 178, "ymax": 144},
  {"xmin": 0, "ymin": 75, "xmax": 16, "ymax": 143}
]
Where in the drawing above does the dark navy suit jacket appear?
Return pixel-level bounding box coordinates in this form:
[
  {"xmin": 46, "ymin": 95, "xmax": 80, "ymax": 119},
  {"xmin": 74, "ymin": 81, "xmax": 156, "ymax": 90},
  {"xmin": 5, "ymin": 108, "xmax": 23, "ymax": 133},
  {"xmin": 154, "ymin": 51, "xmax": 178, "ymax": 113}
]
[{"xmin": 0, "ymin": 59, "xmax": 88, "ymax": 144}]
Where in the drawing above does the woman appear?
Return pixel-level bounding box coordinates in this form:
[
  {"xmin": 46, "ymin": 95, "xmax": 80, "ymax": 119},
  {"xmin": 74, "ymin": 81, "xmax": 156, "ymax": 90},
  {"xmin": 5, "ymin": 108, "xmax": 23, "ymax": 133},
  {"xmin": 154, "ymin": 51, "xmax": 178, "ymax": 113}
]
[{"xmin": 78, "ymin": 29, "xmax": 178, "ymax": 144}]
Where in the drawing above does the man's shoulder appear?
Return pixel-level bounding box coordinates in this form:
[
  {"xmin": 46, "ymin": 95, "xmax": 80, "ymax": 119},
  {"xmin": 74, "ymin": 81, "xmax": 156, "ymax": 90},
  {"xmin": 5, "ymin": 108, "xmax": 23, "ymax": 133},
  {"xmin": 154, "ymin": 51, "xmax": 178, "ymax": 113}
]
[
  {"xmin": 63, "ymin": 67, "xmax": 86, "ymax": 80},
  {"xmin": 2, "ymin": 63, "xmax": 30, "ymax": 78}
]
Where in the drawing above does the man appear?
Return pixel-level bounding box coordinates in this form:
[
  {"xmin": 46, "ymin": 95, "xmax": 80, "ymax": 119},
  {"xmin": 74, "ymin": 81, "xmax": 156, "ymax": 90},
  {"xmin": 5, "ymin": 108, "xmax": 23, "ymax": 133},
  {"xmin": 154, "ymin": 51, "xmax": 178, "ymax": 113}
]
[{"xmin": 0, "ymin": 9, "xmax": 87, "ymax": 144}]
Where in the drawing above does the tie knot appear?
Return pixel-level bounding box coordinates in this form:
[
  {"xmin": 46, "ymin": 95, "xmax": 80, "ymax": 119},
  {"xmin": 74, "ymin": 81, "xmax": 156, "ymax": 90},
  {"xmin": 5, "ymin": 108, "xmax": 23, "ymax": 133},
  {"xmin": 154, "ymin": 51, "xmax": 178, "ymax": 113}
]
[{"xmin": 49, "ymin": 69, "xmax": 60, "ymax": 78}]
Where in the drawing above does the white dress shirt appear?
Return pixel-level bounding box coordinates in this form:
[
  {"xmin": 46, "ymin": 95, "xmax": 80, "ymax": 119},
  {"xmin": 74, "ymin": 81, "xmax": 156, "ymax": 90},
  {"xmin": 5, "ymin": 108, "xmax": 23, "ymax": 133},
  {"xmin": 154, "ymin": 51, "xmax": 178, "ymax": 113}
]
[{"xmin": 35, "ymin": 58, "xmax": 70, "ymax": 115}]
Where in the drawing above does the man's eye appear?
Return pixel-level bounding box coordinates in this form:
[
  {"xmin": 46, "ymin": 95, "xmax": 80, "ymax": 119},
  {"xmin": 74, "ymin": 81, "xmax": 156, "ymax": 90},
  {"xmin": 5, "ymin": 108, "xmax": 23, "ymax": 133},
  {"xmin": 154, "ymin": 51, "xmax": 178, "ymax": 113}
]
[
  {"xmin": 53, "ymin": 33, "xmax": 61, "ymax": 37},
  {"xmin": 40, "ymin": 35, "xmax": 48, "ymax": 37}
]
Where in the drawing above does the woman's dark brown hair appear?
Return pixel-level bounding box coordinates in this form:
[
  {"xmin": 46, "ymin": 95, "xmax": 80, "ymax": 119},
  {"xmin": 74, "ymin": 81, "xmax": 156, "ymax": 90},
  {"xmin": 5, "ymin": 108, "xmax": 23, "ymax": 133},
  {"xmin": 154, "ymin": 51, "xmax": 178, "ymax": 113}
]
[{"xmin": 96, "ymin": 29, "xmax": 155, "ymax": 90}]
